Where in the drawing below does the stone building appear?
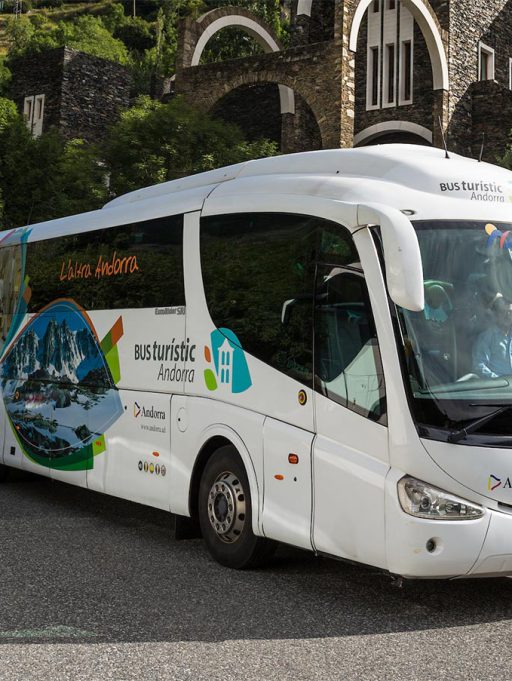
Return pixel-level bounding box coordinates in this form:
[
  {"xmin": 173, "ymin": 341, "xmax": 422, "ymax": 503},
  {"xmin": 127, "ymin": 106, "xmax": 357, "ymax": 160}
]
[
  {"xmin": 9, "ymin": 46, "xmax": 131, "ymax": 142},
  {"xmin": 175, "ymin": 0, "xmax": 512, "ymax": 162}
]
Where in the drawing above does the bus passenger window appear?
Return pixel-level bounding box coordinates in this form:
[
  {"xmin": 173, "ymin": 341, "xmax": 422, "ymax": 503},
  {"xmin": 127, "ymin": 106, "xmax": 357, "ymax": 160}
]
[
  {"xmin": 201, "ymin": 212, "xmax": 317, "ymax": 387},
  {"xmin": 0, "ymin": 245, "xmax": 22, "ymax": 346},
  {"xmin": 314, "ymin": 267, "xmax": 386, "ymax": 423},
  {"xmin": 26, "ymin": 215, "xmax": 185, "ymax": 312},
  {"xmin": 201, "ymin": 213, "xmax": 362, "ymax": 388}
]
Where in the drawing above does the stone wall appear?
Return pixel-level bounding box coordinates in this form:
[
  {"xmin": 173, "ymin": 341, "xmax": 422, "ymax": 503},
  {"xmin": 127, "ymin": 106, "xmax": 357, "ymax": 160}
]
[
  {"xmin": 211, "ymin": 83, "xmax": 282, "ymax": 144},
  {"xmin": 176, "ymin": 39, "xmax": 340, "ymax": 150},
  {"xmin": 175, "ymin": 0, "xmax": 512, "ymax": 160},
  {"xmin": 448, "ymin": 0, "xmax": 512, "ymax": 156},
  {"xmin": 9, "ymin": 47, "xmax": 131, "ymax": 143},
  {"xmin": 60, "ymin": 48, "xmax": 131, "ymax": 143},
  {"xmin": 354, "ymin": 15, "xmax": 434, "ymax": 139},
  {"xmin": 472, "ymin": 80, "xmax": 512, "ymax": 162},
  {"xmin": 9, "ymin": 47, "xmax": 64, "ymax": 134}
]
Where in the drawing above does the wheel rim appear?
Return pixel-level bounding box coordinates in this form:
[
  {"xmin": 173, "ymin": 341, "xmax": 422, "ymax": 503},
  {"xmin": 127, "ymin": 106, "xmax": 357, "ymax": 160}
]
[{"xmin": 207, "ymin": 470, "xmax": 246, "ymax": 543}]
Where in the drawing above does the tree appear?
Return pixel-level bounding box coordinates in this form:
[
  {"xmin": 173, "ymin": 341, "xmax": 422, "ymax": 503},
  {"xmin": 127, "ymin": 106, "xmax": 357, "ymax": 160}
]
[
  {"xmin": 103, "ymin": 95, "xmax": 279, "ymax": 196},
  {"xmin": 0, "ymin": 100, "xmax": 108, "ymax": 229},
  {"xmin": 5, "ymin": 15, "xmax": 129, "ymax": 64}
]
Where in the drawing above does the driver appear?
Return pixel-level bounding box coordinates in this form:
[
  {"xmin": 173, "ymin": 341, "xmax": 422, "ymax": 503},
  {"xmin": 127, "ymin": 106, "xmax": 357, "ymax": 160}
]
[{"xmin": 473, "ymin": 294, "xmax": 512, "ymax": 378}]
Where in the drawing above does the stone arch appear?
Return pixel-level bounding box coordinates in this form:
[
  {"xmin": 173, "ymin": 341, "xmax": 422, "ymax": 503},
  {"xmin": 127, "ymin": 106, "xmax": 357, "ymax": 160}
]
[
  {"xmin": 183, "ymin": 7, "xmax": 295, "ymax": 116},
  {"xmin": 189, "ymin": 7, "xmax": 283, "ymax": 67},
  {"xmin": 210, "ymin": 83, "xmax": 321, "ymax": 152},
  {"xmin": 353, "ymin": 121, "xmax": 433, "ymax": 146},
  {"xmin": 349, "ymin": 0, "xmax": 449, "ymax": 91},
  {"xmin": 197, "ymin": 70, "xmax": 329, "ymax": 150}
]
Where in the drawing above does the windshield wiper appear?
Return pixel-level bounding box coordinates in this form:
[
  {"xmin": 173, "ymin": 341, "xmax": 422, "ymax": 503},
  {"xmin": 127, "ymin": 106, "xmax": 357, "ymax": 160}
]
[{"xmin": 447, "ymin": 405, "xmax": 512, "ymax": 443}]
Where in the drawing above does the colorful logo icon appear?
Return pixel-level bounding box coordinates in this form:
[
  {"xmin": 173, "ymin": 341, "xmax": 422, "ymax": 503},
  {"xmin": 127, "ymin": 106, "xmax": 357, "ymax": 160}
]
[
  {"xmin": 488, "ymin": 474, "xmax": 502, "ymax": 491},
  {"xmin": 488, "ymin": 474, "xmax": 512, "ymax": 490},
  {"xmin": 203, "ymin": 328, "xmax": 252, "ymax": 393},
  {"xmin": 485, "ymin": 223, "xmax": 512, "ymax": 249}
]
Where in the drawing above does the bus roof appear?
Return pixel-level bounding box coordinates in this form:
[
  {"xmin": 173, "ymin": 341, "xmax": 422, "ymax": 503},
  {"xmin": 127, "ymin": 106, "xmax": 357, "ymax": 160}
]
[{"xmin": 103, "ymin": 144, "xmax": 512, "ymax": 211}]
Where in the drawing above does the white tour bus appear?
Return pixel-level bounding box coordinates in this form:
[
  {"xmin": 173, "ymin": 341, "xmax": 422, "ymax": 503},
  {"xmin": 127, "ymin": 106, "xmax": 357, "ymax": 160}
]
[{"xmin": 4, "ymin": 144, "xmax": 512, "ymax": 578}]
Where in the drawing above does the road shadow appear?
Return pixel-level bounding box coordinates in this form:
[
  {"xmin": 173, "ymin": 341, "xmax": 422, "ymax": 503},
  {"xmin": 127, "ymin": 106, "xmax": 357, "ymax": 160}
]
[{"xmin": 1, "ymin": 472, "xmax": 512, "ymax": 645}]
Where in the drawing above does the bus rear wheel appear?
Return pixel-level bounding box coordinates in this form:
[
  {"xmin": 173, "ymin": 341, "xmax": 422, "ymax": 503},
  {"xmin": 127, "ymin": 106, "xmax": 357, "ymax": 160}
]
[
  {"xmin": 0, "ymin": 464, "xmax": 9, "ymax": 483},
  {"xmin": 198, "ymin": 445, "xmax": 275, "ymax": 569}
]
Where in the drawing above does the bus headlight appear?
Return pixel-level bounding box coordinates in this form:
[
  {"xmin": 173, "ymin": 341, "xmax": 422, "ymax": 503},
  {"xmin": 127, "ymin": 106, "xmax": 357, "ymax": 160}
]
[{"xmin": 398, "ymin": 476, "xmax": 484, "ymax": 520}]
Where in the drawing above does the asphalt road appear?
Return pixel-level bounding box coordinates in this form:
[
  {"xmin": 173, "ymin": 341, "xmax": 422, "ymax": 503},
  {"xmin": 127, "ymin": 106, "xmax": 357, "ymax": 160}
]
[{"xmin": 1, "ymin": 470, "xmax": 512, "ymax": 680}]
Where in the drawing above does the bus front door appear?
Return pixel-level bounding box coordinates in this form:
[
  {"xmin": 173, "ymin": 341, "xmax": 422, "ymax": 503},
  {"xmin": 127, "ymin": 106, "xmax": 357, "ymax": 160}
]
[{"xmin": 312, "ymin": 266, "xmax": 388, "ymax": 568}]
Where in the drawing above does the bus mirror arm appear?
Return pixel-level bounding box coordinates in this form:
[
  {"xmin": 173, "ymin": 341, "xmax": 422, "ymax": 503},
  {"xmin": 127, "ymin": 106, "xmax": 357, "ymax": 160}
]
[
  {"xmin": 281, "ymin": 293, "xmax": 318, "ymax": 325},
  {"xmin": 355, "ymin": 203, "xmax": 424, "ymax": 312}
]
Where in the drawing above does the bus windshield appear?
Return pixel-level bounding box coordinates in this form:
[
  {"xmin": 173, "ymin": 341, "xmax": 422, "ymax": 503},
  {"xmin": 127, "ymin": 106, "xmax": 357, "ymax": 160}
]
[{"xmin": 397, "ymin": 220, "xmax": 512, "ymax": 440}]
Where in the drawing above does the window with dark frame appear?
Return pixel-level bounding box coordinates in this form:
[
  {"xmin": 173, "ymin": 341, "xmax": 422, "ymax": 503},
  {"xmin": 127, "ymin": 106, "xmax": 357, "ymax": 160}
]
[
  {"xmin": 26, "ymin": 215, "xmax": 185, "ymax": 312},
  {"xmin": 371, "ymin": 46, "xmax": 379, "ymax": 106},
  {"xmin": 402, "ymin": 40, "xmax": 412, "ymax": 101},
  {"xmin": 386, "ymin": 44, "xmax": 395, "ymax": 103}
]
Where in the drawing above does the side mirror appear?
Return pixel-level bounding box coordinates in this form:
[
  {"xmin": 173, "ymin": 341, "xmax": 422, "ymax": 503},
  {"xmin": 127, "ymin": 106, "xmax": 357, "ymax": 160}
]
[{"xmin": 357, "ymin": 203, "xmax": 424, "ymax": 312}]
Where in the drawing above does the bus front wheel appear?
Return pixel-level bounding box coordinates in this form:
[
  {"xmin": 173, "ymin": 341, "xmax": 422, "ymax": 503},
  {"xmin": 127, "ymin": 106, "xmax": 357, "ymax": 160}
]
[{"xmin": 198, "ymin": 445, "xmax": 275, "ymax": 569}]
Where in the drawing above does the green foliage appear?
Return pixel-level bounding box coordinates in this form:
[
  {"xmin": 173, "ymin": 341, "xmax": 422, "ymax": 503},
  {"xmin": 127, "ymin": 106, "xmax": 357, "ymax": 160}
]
[
  {"xmin": 0, "ymin": 97, "xmax": 18, "ymax": 132},
  {"xmin": 57, "ymin": 15, "xmax": 129, "ymax": 63},
  {"xmin": 0, "ymin": 105, "xmax": 108, "ymax": 228},
  {"xmin": 0, "ymin": 58, "xmax": 12, "ymax": 97},
  {"xmin": 103, "ymin": 95, "xmax": 279, "ymax": 196},
  {"xmin": 6, "ymin": 14, "xmax": 129, "ymax": 64},
  {"xmin": 200, "ymin": 0, "xmax": 289, "ymax": 62},
  {"xmin": 497, "ymin": 144, "xmax": 512, "ymax": 170},
  {"xmin": 0, "ymin": 1, "xmax": 284, "ymax": 227},
  {"xmin": 113, "ymin": 16, "xmax": 155, "ymax": 53},
  {"xmin": 205, "ymin": 0, "xmax": 288, "ymax": 39}
]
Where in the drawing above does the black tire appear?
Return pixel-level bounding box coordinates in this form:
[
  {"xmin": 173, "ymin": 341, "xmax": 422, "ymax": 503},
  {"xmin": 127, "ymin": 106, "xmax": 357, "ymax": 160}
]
[
  {"xmin": 0, "ymin": 464, "xmax": 9, "ymax": 483},
  {"xmin": 198, "ymin": 445, "xmax": 275, "ymax": 569}
]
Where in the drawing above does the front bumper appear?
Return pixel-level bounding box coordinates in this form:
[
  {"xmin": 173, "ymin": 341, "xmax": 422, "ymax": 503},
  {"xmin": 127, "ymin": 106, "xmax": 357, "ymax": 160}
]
[{"xmin": 384, "ymin": 470, "xmax": 512, "ymax": 578}]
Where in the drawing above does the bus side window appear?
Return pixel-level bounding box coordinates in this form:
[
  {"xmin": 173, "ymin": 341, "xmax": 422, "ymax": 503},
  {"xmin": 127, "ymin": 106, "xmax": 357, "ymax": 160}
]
[
  {"xmin": 201, "ymin": 212, "xmax": 317, "ymax": 387},
  {"xmin": 26, "ymin": 215, "xmax": 185, "ymax": 312},
  {"xmin": 201, "ymin": 213, "xmax": 363, "ymax": 389},
  {"xmin": 314, "ymin": 266, "xmax": 386, "ymax": 423},
  {"xmin": 0, "ymin": 244, "xmax": 23, "ymax": 346}
]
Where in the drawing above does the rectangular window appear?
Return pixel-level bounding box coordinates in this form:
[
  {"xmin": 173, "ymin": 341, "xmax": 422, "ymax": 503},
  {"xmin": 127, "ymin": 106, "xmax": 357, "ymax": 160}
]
[
  {"xmin": 23, "ymin": 96, "xmax": 34, "ymax": 132},
  {"xmin": 26, "ymin": 214, "xmax": 185, "ymax": 312},
  {"xmin": 479, "ymin": 43, "xmax": 495, "ymax": 81},
  {"xmin": 33, "ymin": 94, "xmax": 45, "ymax": 138},
  {"xmin": 400, "ymin": 40, "xmax": 412, "ymax": 103},
  {"xmin": 372, "ymin": 0, "xmax": 380, "ymax": 12},
  {"xmin": 385, "ymin": 43, "xmax": 395, "ymax": 104},
  {"xmin": 23, "ymin": 94, "xmax": 45, "ymax": 137},
  {"xmin": 387, "ymin": 0, "xmax": 396, "ymax": 9},
  {"xmin": 369, "ymin": 46, "xmax": 380, "ymax": 108}
]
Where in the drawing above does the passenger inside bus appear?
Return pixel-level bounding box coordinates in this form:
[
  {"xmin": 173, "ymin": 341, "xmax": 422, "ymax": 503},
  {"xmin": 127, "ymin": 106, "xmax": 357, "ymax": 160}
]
[{"xmin": 472, "ymin": 295, "xmax": 512, "ymax": 378}]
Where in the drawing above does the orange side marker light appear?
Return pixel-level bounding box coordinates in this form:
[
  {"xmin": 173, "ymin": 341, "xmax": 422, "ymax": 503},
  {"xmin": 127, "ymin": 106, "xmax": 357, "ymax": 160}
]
[
  {"xmin": 274, "ymin": 474, "xmax": 284, "ymax": 481},
  {"xmin": 288, "ymin": 453, "xmax": 299, "ymax": 464}
]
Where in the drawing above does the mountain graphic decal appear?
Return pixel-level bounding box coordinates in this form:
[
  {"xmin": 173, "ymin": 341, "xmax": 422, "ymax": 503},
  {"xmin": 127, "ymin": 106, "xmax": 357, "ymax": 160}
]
[{"xmin": 1, "ymin": 299, "xmax": 124, "ymax": 471}]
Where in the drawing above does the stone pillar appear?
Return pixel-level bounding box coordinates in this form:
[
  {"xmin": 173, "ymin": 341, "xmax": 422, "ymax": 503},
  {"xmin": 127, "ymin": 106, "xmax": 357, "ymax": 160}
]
[
  {"xmin": 335, "ymin": 0, "xmax": 357, "ymax": 148},
  {"xmin": 175, "ymin": 17, "xmax": 200, "ymax": 74},
  {"xmin": 281, "ymin": 112, "xmax": 297, "ymax": 153},
  {"xmin": 432, "ymin": 88, "xmax": 449, "ymax": 150}
]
